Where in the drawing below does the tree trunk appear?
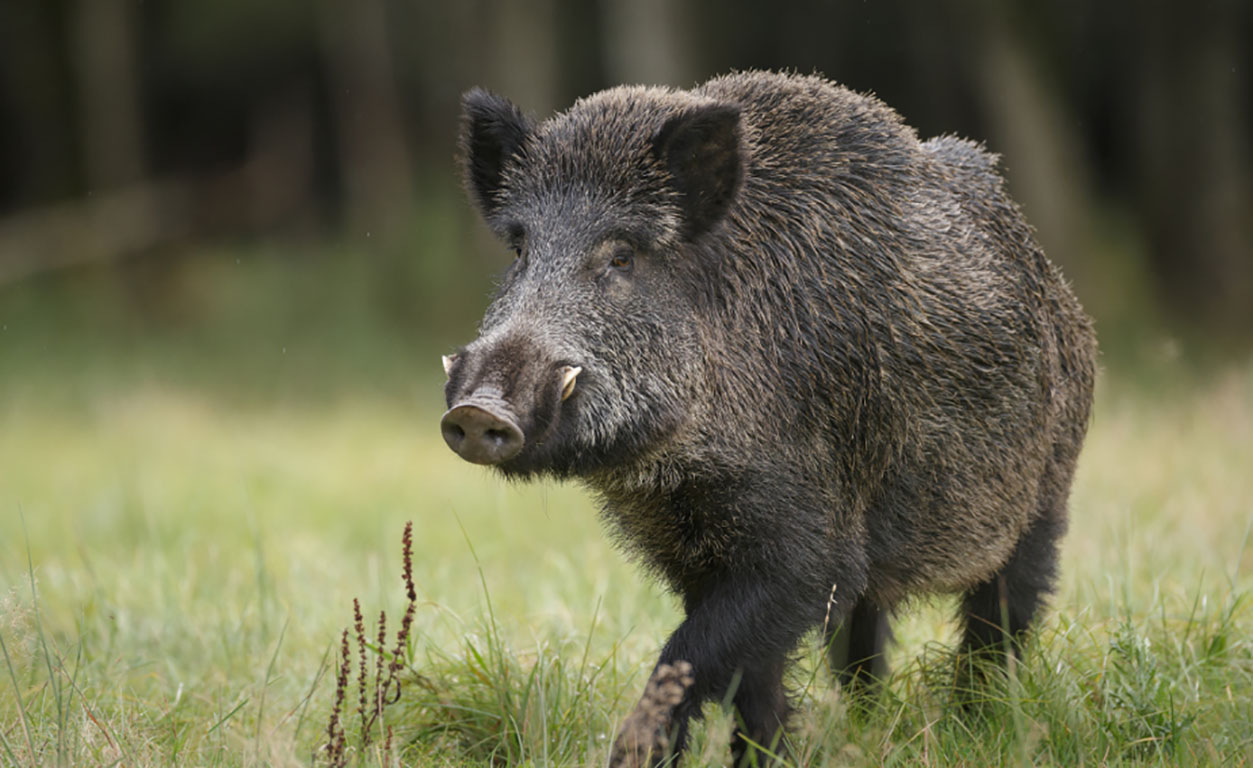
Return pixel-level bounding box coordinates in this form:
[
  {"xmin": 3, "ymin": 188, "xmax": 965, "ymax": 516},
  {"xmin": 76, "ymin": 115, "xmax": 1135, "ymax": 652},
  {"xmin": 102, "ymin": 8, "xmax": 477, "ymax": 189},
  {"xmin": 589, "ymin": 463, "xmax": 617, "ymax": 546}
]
[
  {"xmin": 601, "ymin": 0, "xmax": 695, "ymax": 87},
  {"xmin": 316, "ymin": 0, "xmax": 416, "ymax": 243},
  {"xmin": 1132, "ymin": 1, "xmax": 1253, "ymax": 335},
  {"xmin": 73, "ymin": 0, "xmax": 147, "ymax": 191}
]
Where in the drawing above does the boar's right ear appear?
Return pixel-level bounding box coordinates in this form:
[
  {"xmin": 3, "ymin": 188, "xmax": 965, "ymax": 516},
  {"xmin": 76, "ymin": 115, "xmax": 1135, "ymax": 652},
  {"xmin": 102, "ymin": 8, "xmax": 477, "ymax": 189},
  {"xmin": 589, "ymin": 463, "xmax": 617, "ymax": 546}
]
[
  {"xmin": 459, "ymin": 88, "xmax": 534, "ymax": 218},
  {"xmin": 652, "ymin": 104, "xmax": 744, "ymax": 240}
]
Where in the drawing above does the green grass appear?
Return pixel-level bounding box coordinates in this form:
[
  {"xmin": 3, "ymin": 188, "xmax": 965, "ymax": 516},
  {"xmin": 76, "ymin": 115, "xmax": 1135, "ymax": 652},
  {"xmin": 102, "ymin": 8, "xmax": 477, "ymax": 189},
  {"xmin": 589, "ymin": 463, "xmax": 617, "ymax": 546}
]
[{"xmin": 2, "ymin": 262, "xmax": 1252, "ymax": 765}]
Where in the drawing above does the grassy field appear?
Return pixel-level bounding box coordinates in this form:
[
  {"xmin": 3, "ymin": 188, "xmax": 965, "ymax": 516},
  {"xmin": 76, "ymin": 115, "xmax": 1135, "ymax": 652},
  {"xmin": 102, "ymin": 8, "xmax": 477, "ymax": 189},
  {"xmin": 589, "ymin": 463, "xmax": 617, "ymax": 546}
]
[{"xmin": 2, "ymin": 264, "xmax": 1251, "ymax": 766}]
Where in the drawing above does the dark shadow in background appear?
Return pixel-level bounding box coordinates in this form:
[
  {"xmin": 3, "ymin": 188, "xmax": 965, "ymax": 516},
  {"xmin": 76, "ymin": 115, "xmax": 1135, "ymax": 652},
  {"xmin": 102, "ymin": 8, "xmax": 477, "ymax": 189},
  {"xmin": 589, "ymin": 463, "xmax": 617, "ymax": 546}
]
[{"xmin": 0, "ymin": 0, "xmax": 1249, "ymax": 400}]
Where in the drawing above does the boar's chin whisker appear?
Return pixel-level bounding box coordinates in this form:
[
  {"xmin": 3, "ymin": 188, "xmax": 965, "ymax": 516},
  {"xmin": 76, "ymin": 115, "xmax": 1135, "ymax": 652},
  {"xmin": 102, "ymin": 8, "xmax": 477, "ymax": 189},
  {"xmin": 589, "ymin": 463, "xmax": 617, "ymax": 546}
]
[{"xmin": 559, "ymin": 366, "xmax": 583, "ymax": 401}]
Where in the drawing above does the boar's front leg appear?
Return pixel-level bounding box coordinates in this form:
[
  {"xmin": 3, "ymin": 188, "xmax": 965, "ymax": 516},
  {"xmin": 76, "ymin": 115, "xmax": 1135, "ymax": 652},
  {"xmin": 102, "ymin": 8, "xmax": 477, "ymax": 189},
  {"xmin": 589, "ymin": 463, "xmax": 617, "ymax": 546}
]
[{"xmin": 611, "ymin": 560, "xmax": 864, "ymax": 767}]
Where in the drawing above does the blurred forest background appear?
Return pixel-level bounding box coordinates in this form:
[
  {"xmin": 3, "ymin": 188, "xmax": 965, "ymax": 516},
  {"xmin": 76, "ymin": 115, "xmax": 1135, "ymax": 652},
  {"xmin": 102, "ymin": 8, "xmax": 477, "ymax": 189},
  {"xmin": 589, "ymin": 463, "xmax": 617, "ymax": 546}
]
[{"xmin": 1, "ymin": 0, "xmax": 1251, "ymax": 396}]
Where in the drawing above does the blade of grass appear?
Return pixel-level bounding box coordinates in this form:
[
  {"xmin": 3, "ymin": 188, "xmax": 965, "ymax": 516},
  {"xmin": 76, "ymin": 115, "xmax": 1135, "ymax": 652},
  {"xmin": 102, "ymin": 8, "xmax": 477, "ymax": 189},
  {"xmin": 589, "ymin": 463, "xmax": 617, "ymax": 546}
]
[
  {"xmin": 574, "ymin": 596, "xmax": 601, "ymax": 696},
  {"xmin": 0, "ymin": 626, "xmax": 35, "ymax": 765},
  {"xmin": 57, "ymin": 632, "xmax": 134, "ymax": 767},
  {"xmin": 457, "ymin": 513, "xmax": 522, "ymax": 757},
  {"xmin": 254, "ymin": 615, "xmax": 289, "ymax": 749},
  {"xmin": 284, "ymin": 642, "xmax": 333, "ymax": 739},
  {"xmin": 734, "ymin": 731, "xmax": 793, "ymax": 768},
  {"xmin": 63, "ymin": 632, "xmax": 86, "ymax": 761},
  {"xmin": 22, "ymin": 516, "xmax": 65, "ymax": 727},
  {"xmin": 0, "ymin": 726, "xmax": 21, "ymax": 768},
  {"xmin": 206, "ymin": 697, "xmax": 250, "ymax": 736}
]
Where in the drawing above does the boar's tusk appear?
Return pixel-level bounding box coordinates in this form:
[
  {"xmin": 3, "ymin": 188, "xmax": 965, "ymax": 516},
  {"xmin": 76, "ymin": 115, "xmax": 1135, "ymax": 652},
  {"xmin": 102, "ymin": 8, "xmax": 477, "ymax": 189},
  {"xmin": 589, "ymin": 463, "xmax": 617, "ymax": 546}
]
[
  {"xmin": 559, "ymin": 366, "xmax": 583, "ymax": 401},
  {"xmin": 442, "ymin": 354, "xmax": 457, "ymax": 377}
]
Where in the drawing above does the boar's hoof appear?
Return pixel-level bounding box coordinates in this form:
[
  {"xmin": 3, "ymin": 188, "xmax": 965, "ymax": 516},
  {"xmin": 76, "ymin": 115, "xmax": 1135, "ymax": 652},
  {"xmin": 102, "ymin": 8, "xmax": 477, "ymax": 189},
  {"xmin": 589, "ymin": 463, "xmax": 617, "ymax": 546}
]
[{"xmin": 441, "ymin": 403, "xmax": 524, "ymax": 464}]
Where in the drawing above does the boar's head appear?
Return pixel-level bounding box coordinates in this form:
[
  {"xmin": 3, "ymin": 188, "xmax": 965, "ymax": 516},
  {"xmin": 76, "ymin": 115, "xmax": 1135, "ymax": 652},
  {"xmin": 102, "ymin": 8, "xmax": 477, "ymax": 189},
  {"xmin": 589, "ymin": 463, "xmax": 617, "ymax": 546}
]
[{"xmin": 442, "ymin": 87, "xmax": 744, "ymax": 478}]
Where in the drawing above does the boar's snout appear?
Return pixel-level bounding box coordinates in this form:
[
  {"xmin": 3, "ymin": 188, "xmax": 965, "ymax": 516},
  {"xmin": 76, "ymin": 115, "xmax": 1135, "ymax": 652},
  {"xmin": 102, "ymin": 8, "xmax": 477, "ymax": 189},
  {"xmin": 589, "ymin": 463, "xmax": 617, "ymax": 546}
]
[{"xmin": 441, "ymin": 399, "xmax": 524, "ymax": 465}]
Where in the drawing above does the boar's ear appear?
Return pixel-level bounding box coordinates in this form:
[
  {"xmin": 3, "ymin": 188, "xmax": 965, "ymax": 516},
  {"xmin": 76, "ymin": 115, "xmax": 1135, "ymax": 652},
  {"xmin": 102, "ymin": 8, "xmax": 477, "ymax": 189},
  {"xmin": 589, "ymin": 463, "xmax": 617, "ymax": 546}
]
[
  {"xmin": 459, "ymin": 88, "xmax": 534, "ymax": 218},
  {"xmin": 652, "ymin": 104, "xmax": 743, "ymax": 240}
]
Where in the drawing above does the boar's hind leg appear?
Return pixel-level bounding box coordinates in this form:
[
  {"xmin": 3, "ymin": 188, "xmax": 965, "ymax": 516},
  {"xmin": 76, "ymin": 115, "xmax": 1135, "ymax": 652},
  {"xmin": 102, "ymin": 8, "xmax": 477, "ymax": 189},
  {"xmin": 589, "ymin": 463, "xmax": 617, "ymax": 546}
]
[
  {"xmin": 958, "ymin": 492, "xmax": 1066, "ymax": 673},
  {"xmin": 826, "ymin": 597, "xmax": 891, "ymax": 698},
  {"xmin": 728, "ymin": 653, "xmax": 789, "ymax": 765}
]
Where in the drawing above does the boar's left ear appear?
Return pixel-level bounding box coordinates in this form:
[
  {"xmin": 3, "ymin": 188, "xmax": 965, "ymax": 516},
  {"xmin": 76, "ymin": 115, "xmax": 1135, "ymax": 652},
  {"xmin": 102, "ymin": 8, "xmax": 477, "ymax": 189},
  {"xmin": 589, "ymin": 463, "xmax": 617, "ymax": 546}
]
[
  {"xmin": 652, "ymin": 103, "xmax": 744, "ymax": 240},
  {"xmin": 460, "ymin": 88, "xmax": 535, "ymax": 218}
]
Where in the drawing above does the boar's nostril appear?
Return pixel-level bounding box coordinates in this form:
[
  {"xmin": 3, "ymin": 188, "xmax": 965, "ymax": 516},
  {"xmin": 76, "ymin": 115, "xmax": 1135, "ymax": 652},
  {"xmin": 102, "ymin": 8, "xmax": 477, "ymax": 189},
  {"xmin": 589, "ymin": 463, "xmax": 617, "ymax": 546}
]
[{"xmin": 441, "ymin": 403, "xmax": 523, "ymax": 465}]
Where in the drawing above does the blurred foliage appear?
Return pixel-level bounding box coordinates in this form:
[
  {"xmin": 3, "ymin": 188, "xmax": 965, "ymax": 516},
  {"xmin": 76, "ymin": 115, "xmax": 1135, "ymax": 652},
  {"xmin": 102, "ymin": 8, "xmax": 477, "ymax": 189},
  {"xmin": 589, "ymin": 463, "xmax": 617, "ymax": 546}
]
[
  {"xmin": 0, "ymin": 0, "xmax": 1250, "ymax": 369},
  {"xmin": 0, "ymin": 218, "xmax": 479, "ymax": 409}
]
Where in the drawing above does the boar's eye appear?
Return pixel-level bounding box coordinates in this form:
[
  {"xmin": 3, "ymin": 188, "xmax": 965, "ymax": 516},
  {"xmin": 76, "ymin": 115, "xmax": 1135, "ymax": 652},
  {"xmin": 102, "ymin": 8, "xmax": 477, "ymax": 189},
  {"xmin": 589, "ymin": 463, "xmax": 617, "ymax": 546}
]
[
  {"xmin": 507, "ymin": 225, "xmax": 526, "ymax": 261},
  {"xmin": 609, "ymin": 246, "xmax": 634, "ymax": 272}
]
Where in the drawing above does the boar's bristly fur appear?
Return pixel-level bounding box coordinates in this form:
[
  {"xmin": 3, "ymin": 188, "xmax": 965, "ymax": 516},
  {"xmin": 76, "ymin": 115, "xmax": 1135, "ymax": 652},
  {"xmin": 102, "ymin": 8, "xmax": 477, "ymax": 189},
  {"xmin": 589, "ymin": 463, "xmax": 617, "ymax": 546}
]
[{"xmin": 444, "ymin": 71, "xmax": 1097, "ymax": 766}]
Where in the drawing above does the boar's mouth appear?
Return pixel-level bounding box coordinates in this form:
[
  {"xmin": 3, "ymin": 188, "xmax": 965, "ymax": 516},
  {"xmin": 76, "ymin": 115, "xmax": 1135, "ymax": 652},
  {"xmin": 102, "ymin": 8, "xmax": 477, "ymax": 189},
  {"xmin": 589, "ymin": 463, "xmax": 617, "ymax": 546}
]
[{"xmin": 441, "ymin": 364, "xmax": 584, "ymax": 468}]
